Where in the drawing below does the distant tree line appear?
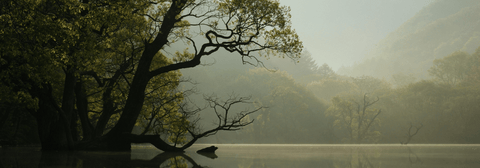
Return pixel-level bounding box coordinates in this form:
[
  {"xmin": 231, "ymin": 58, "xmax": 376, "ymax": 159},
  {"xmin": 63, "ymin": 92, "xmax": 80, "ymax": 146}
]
[{"xmin": 192, "ymin": 46, "xmax": 480, "ymax": 144}]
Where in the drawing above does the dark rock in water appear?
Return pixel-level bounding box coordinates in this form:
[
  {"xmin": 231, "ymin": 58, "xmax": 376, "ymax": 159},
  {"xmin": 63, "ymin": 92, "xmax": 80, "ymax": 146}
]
[
  {"xmin": 197, "ymin": 146, "xmax": 218, "ymax": 159},
  {"xmin": 197, "ymin": 152, "xmax": 218, "ymax": 159},
  {"xmin": 196, "ymin": 146, "xmax": 218, "ymax": 153}
]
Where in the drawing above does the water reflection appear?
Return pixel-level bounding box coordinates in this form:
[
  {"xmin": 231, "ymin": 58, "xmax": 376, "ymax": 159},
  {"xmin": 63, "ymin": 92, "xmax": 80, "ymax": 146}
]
[
  {"xmin": 406, "ymin": 146, "xmax": 422, "ymax": 165},
  {"xmin": 328, "ymin": 146, "xmax": 422, "ymax": 168},
  {"xmin": 0, "ymin": 147, "xmax": 206, "ymax": 168},
  {"xmin": 330, "ymin": 146, "xmax": 427, "ymax": 168},
  {"xmin": 75, "ymin": 152, "xmax": 204, "ymax": 168},
  {"xmin": 1, "ymin": 144, "xmax": 480, "ymax": 168},
  {"xmin": 332, "ymin": 148, "xmax": 380, "ymax": 168},
  {"xmin": 196, "ymin": 152, "xmax": 218, "ymax": 159}
]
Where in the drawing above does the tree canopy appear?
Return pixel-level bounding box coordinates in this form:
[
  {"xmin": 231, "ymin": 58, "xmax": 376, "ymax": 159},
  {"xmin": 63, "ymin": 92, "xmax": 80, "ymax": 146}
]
[{"xmin": 0, "ymin": 0, "xmax": 302, "ymax": 151}]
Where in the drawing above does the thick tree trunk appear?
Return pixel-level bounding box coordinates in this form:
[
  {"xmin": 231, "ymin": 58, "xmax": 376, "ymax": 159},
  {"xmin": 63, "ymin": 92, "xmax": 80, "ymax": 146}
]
[
  {"xmin": 75, "ymin": 133, "xmax": 198, "ymax": 152},
  {"xmin": 80, "ymin": 0, "xmax": 200, "ymax": 151},
  {"xmin": 94, "ymin": 62, "xmax": 130, "ymax": 137},
  {"xmin": 60, "ymin": 70, "xmax": 76, "ymax": 149},
  {"xmin": 105, "ymin": 73, "xmax": 149, "ymax": 137},
  {"xmin": 71, "ymin": 110, "xmax": 79, "ymax": 141},
  {"xmin": 94, "ymin": 86, "xmax": 116, "ymax": 137},
  {"xmin": 0, "ymin": 106, "xmax": 12, "ymax": 131},
  {"xmin": 31, "ymin": 82, "xmax": 76, "ymax": 150},
  {"xmin": 106, "ymin": 0, "xmax": 188, "ymax": 144},
  {"xmin": 61, "ymin": 68, "xmax": 76, "ymax": 123},
  {"xmin": 35, "ymin": 93, "xmax": 69, "ymax": 150},
  {"xmin": 75, "ymin": 80, "xmax": 94, "ymax": 141}
]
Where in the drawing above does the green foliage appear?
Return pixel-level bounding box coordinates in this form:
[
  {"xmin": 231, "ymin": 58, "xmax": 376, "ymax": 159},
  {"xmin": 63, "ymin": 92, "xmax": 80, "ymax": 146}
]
[
  {"xmin": 162, "ymin": 156, "xmax": 188, "ymax": 168},
  {"xmin": 391, "ymin": 73, "xmax": 417, "ymax": 87},
  {"xmin": 232, "ymin": 68, "xmax": 330, "ymax": 143},
  {"xmin": 428, "ymin": 51, "xmax": 476, "ymax": 86},
  {"xmin": 0, "ymin": 105, "xmax": 39, "ymax": 145},
  {"xmin": 307, "ymin": 75, "xmax": 390, "ymax": 102},
  {"xmin": 216, "ymin": 0, "xmax": 303, "ymax": 60},
  {"xmin": 351, "ymin": 76, "xmax": 391, "ymax": 96},
  {"xmin": 307, "ymin": 79, "xmax": 357, "ymax": 102},
  {"xmin": 261, "ymin": 50, "xmax": 327, "ymax": 85},
  {"xmin": 1, "ymin": 0, "xmax": 303, "ymax": 149},
  {"xmin": 186, "ymin": 66, "xmax": 331, "ymax": 144},
  {"xmin": 0, "ymin": 0, "xmax": 186, "ymax": 146},
  {"xmin": 184, "ymin": 46, "xmax": 480, "ymax": 144},
  {"xmin": 317, "ymin": 63, "xmax": 336, "ymax": 79},
  {"xmin": 5, "ymin": 0, "xmax": 479, "ymax": 147},
  {"xmin": 327, "ymin": 94, "xmax": 382, "ymax": 143},
  {"xmin": 462, "ymin": 46, "xmax": 480, "ymax": 86}
]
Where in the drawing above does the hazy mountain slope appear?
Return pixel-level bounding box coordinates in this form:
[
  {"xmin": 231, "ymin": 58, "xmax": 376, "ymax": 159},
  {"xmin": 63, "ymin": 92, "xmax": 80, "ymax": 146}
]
[{"xmin": 338, "ymin": 0, "xmax": 480, "ymax": 79}]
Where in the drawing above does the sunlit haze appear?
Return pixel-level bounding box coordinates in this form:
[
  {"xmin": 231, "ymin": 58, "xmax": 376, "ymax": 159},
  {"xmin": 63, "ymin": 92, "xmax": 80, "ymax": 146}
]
[
  {"xmin": 279, "ymin": 0, "xmax": 434, "ymax": 71},
  {"xmin": 2, "ymin": 1, "xmax": 480, "ymax": 167}
]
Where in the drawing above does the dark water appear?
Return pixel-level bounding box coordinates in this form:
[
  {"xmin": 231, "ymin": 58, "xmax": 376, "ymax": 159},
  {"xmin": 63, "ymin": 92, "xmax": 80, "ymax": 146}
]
[{"xmin": 1, "ymin": 144, "xmax": 479, "ymax": 167}]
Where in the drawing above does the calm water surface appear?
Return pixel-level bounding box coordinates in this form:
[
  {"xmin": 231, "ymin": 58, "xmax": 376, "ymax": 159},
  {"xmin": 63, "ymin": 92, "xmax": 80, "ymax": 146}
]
[{"xmin": 1, "ymin": 144, "xmax": 479, "ymax": 167}]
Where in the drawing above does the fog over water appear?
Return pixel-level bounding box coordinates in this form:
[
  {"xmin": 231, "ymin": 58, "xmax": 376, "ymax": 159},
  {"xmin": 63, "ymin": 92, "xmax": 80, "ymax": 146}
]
[
  {"xmin": 179, "ymin": 0, "xmax": 480, "ymax": 145},
  {"xmin": 1, "ymin": 0, "xmax": 480, "ymax": 167},
  {"xmin": 2, "ymin": 144, "xmax": 480, "ymax": 167}
]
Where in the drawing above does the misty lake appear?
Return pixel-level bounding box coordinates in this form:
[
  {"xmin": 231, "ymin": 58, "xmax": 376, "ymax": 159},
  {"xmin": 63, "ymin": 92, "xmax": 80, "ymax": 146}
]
[{"xmin": 1, "ymin": 144, "xmax": 479, "ymax": 167}]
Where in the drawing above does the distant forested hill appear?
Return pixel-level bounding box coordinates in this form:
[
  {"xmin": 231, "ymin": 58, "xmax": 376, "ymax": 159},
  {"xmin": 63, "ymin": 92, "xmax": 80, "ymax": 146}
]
[{"xmin": 338, "ymin": 0, "xmax": 480, "ymax": 79}]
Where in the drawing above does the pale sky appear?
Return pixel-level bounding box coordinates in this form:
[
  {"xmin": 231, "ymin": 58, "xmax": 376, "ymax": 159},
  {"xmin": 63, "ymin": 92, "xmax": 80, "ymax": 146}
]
[{"xmin": 278, "ymin": 0, "xmax": 434, "ymax": 71}]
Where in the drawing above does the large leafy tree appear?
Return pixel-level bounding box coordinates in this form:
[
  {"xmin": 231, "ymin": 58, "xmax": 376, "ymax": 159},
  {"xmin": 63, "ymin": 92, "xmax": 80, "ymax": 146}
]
[
  {"xmin": 327, "ymin": 93, "xmax": 382, "ymax": 143},
  {"xmin": 428, "ymin": 51, "xmax": 476, "ymax": 86},
  {"xmin": 323, "ymin": 76, "xmax": 389, "ymax": 143},
  {"xmin": 0, "ymin": 0, "xmax": 302, "ymax": 151}
]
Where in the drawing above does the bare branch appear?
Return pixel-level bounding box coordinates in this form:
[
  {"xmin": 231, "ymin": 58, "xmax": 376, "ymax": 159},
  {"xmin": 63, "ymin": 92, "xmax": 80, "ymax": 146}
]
[
  {"xmin": 187, "ymin": 94, "xmax": 262, "ymax": 139},
  {"xmin": 402, "ymin": 123, "xmax": 423, "ymax": 145},
  {"xmin": 80, "ymin": 71, "xmax": 104, "ymax": 87}
]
